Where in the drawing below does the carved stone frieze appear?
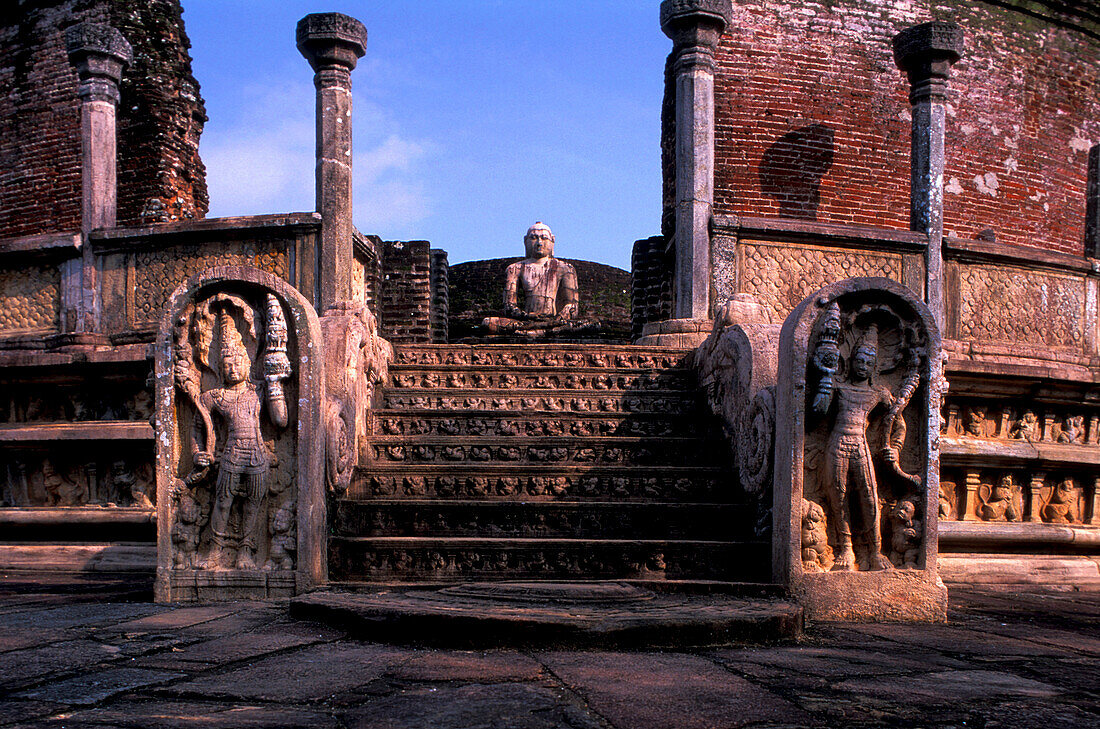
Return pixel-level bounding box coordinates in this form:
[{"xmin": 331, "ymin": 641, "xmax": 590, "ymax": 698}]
[
  {"xmin": 355, "ymin": 472, "xmax": 725, "ymax": 502},
  {"xmin": 383, "ymin": 393, "xmax": 697, "ymax": 415},
  {"xmin": 0, "ymin": 454, "xmax": 153, "ymax": 508},
  {"xmin": 393, "ymin": 347, "xmax": 682, "ymax": 370},
  {"xmin": 940, "ymin": 468, "xmax": 1094, "ymax": 524},
  {"xmin": 135, "ymin": 242, "xmax": 289, "ymax": 325}
]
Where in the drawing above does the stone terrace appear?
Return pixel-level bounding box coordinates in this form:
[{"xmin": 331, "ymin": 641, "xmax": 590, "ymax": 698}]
[{"xmin": 0, "ymin": 576, "xmax": 1095, "ymax": 728}]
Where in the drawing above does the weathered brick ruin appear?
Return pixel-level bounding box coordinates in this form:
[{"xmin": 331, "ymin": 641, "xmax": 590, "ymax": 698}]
[
  {"xmin": 0, "ymin": 0, "xmax": 1097, "ymax": 623},
  {"xmin": 0, "ymin": 0, "xmax": 208, "ymax": 237}
]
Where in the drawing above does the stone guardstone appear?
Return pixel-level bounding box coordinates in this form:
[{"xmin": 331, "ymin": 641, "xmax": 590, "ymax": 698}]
[
  {"xmin": 772, "ymin": 277, "xmax": 947, "ymax": 621},
  {"xmin": 154, "ymin": 266, "xmax": 325, "ymax": 602}
]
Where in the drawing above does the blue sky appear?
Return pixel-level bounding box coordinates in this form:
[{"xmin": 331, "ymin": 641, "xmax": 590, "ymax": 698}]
[{"xmin": 184, "ymin": 1, "xmax": 670, "ymax": 270}]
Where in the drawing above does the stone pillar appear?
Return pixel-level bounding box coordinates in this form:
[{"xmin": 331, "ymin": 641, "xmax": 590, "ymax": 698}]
[
  {"xmin": 892, "ymin": 22, "xmax": 963, "ymax": 326},
  {"xmin": 297, "ymin": 13, "xmax": 367, "ymax": 311},
  {"xmin": 962, "ymin": 470, "xmax": 981, "ymax": 522},
  {"xmin": 660, "ymin": 0, "xmax": 731, "ymax": 321},
  {"xmin": 65, "ymin": 22, "xmax": 131, "ymax": 333},
  {"xmin": 1087, "ymin": 144, "xmax": 1099, "ymax": 257},
  {"xmin": 1028, "ymin": 472, "xmax": 1045, "ymax": 523},
  {"xmin": 1090, "ymin": 476, "xmax": 1100, "ymax": 525}
]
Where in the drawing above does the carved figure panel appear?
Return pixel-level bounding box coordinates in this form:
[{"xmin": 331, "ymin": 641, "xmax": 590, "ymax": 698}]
[
  {"xmin": 0, "ymin": 452, "xmax": 153, "ymax": 508},
  {"xmin": 168, "ymin": 290, "xmax": 294, "ymax": 571},
  {"xmin": 803, "ymin": 299, "xmax": 928, "ymax": 571},
  {"xmin": 740, "ymin": 242, "xmax": 902, "ymax": 322},
  {"xmin": 156, "ymin": 267, "xmax": 324, "ymax": 602},
  {"xmin": 958, "ymin": 264, "xmax": 1084, "ymax": 348},
  {"xmin": 0, "ymin": 264, "xmax": 60, "ymax": 333},
  {"xmin": 775, "ymin": 279, "xmax": 945, "ymax": 621}
]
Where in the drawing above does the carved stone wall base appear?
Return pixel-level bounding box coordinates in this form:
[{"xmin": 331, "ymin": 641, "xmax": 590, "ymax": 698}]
[{"xmin": 162, "ymin": 569, "xmax": 297, "ymax": 602}]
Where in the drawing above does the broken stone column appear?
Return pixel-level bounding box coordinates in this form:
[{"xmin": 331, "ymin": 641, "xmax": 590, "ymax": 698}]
[
  {"xmin": 892, "ymin": 22, "xmax": 963, "ymax": 326},
  {"xmin": 297, "ymin": 13, "xmax": 368, "ymax": 312},
  {"xmin": 64, "ymin": 22, "xmax": 132, "ymax": 332},
  {"xmin": 772, "ymin": 277, "xmax": 947, "ymax": 621},
  {"xmin": 660, "ymin": 0, "xmax": 731, "ymax": 322}
]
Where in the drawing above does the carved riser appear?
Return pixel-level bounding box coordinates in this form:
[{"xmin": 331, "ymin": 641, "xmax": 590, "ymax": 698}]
[
  {"xmin": 370, "ymin": 411, "xmax": 714, "ymax": 439},
  {"xmin": 349, "ymin": 468, "xmax": 733, "ymax": 502},
  {"xmin": 329, "ymin": 539, "xmax": 769, "ymax": 582},
  {"xmin": 388, "ymin": 372, "xmax": 693, "ymax": 391},
  {"xmin": 382, "ymin": 392, "xmax": 703, "ymax": 415},
  {"xmin": 331, "ymin": 501, "xmax": 750, "ymax": 540},
  {"xmin": 366, "ymin": 438, "xmax": 725, "ymax": 468},
  {"xmin": 392, "ymin": 345, "xmax": 691, "ymax": 370}
]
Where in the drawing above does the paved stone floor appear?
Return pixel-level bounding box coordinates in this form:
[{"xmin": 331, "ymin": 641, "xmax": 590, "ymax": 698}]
[{"xmin": 0, "ymin": 575, "xmax": 1096, "ymax": 728}]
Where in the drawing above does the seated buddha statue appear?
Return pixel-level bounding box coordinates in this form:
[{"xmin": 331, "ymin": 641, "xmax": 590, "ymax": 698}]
[{"xmin": 482, "ymin": 222, "xmax": 598, "ymax": 338}]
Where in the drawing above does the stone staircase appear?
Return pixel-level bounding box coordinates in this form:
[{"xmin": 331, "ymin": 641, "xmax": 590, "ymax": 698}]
[{"xmin": 328, "ymin": 343, "xmax": 768, "ymax": 585}]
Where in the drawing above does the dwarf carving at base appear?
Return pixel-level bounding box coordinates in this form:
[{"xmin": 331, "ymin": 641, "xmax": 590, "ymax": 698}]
[
  {"xmin": 978, "ymin": 474, "xmax": 1021, "ymax": 522},
  {"xmin": 801, "ymin": 498, "xmax": 831, "ymax": 572},
  {"xmin": 888, "ymin": 498, "xmax": 922, "ymax": 568},
  {"xmin": 482, "ymin": 223, "xmax": 598, "ymax": 338},
  {"xmin": 1042, "ymin": 477, "xmax": 1079, "ymax": 524}
]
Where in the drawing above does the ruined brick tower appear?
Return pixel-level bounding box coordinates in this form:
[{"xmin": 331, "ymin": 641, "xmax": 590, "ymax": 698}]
[{"xmin": 0, "ymin": 0, "xmax": 208, "ymax": 237}]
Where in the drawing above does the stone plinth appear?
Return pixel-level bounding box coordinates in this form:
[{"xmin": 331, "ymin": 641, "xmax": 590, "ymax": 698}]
[
  {"xmin": 635, "ymin": 318, "xmax": 712, "ymax": 347},
  {"xmin": 772, "ymin": 277, "xmax": 947, "ymax": 621}
]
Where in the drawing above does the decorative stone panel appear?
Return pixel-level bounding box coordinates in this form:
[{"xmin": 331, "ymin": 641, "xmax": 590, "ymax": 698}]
[
  {"xmin": 134, "ymin": 241, "xmax": 289, "ymax": 325},
  {"xmin": 0, "ymin": 264, "xmax": 60, "ymax": 334},
  {"xmin": 957, "ymin": 264, "xmax": 1084, "ymax": 348},
  {"xmin": 740, "ymin": 241, "xmax": 902, "ymax": 322}
]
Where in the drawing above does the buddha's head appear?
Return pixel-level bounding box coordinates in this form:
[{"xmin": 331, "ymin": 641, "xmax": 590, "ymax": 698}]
[{"xmin": 524, "ymin": 222, "xmax": 555, "ymax": 260}]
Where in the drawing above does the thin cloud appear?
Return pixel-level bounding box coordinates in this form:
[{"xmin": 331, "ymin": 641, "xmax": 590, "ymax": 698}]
[{"xmin": 201, "ymin": 80, "xmax": 432, "ymax": 230}]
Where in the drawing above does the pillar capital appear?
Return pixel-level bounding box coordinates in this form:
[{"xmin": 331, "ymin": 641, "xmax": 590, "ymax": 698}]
[
  {"xmin": 892, "ymin": 22, "xmax": 963, "ymax": 104},
  {"xmin": 660, "ymin": 0, "xmax": 731, "ymax": 54},
  {"xmin": 296, "ymin": 13, "xmax": 367, "ymax": 75},
  {"xmin": 64, "ymin": 22, "xmax": 132, "ymax": 104}
]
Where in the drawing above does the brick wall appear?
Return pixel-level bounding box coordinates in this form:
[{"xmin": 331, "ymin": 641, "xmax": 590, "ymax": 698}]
[
  {"xmin": 0, "ymin": 0, "xmax": 207, "ymax": 238},
  {"xmin": 663, "ymin": 0, "xmax": 1100, "ymax": 257},
  {"xmin": 379, "ymin": 240, "xmax": 438, "ymax": 344}
]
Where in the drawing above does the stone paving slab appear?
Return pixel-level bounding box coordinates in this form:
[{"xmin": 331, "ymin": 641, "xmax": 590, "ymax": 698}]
[
  {"xmin": 341, "ymin": 683, "xmax": 606, "ymax": 729},
  {"xmin": 14, "ymin": 668, "xmax": 184, "ymax": 706},
  {"xmin": 161, "ymin": 642, "xmax": 411, "ymax": 702},
  {"xmin": 539, "ymin": 650, "xmax": 811, "ymax": 729},
  {"xmin": 0, "ymin": 585, "xmax": 1094, "ymax": 729},
  {"xmin": 33, "ymin": 699, "xmax": 342, "ymax": 728}
]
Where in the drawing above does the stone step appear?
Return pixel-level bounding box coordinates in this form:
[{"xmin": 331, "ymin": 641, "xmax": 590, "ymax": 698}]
[
  {"xmin": 364, "ymin": 437, "xmax": 725, "ymax": 468},
  {"xmin": 369, "ymin": 410, "xmax": 716, "ymax": 439},
  {"xmin": 328, "ymin": 537, "xmax": 769, "ymax": 583},
  {"xmin": 291, "ymin": 584, "xmax": 803, "ymax": 648},
  {"xmin": 349, "ymin": 466, "xmax": 734, "ymax": 502},
  {"xmin": 331, "ymin": 501, "xmax": 751, "ymax": 540},
  {"xmin": 387, "ymin": 370, "xmax": 694, "ymax": 392},
  {"xmin": 392, "ymin": 344, "xmax": 692, "ymax": 370},
  {"xmin": 381, "ymin": 390, "xmax": 703, "ymax": 415}
]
